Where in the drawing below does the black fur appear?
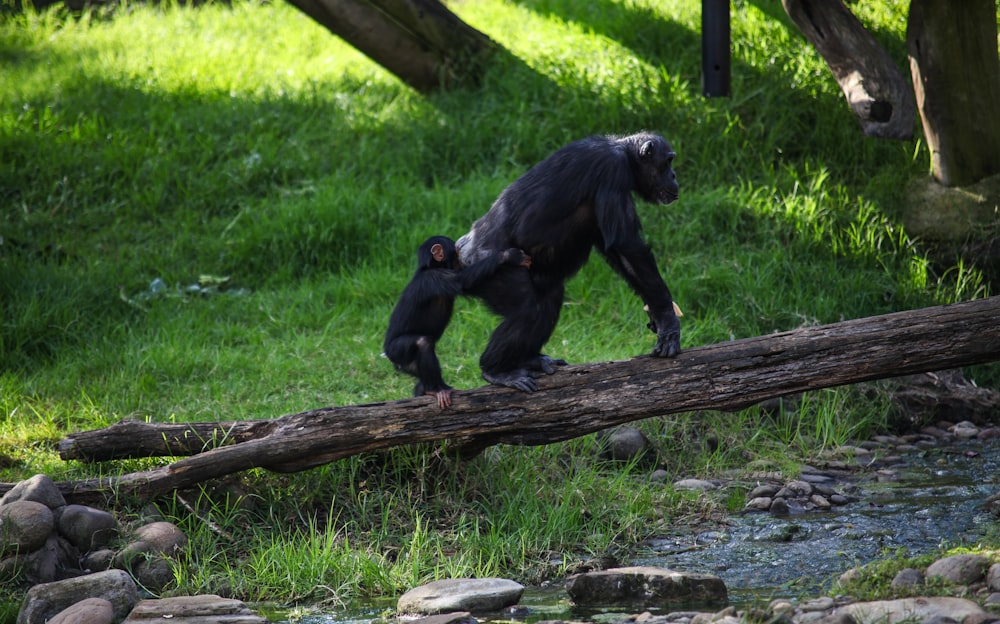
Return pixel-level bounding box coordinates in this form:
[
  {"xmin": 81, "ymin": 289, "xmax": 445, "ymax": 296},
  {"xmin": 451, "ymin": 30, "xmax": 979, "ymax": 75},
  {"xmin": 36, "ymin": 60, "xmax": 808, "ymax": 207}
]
[
  {"xmin": 383, "ymin": 236, "xmax": 529, "ymax": 407},
  {"xmin": 456, "ymin": 132, "xmax": 681, "ymax": 392}
]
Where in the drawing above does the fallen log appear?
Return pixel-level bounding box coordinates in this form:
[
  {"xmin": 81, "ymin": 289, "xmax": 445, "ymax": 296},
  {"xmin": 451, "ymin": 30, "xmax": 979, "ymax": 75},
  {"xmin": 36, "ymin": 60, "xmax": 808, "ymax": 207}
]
[{"xmin": 17, "ymin": 297, "xmax": 1000, "ymax": 504}]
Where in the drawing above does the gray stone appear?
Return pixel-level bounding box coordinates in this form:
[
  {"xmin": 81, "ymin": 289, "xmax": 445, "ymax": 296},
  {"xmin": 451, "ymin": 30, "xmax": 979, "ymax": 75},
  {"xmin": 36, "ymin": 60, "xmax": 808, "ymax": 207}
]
[
  {"xmin": 409, "ymin": 612, "xmax": 478, "ymax": 624},
  {"xmin": 122, "ymin": 595, "xmax": 267, "ymax": 623},
  {"xmin": 835, "ymin": 597, "xmax": 986, "ymax": 623},
  {"xmin": 747, "ymin": 484, "xmax": 780, "ymax": 499},
  {"xmin": 47, "ymin": 598, "xmax": 115, "ymax": 624},
  {"xmin": 769, "ymin": 498, "xmax": 789, "ymax": 515},
  {"xmin": 809, "ymin": 494, "xmax": 831, "ymax": 510},
  {"xmin": 673, "ymin": 479, "xmax": 716, "ymax": 492},
  {"xmin": 17, "ymin": 569, "xmax": 137, "ymax": 624},
  {"xmin": 1, "ymin": 500, "xmax": 54, "ymax": 555},
  {"xmin": 564, "ymin": 566, "xmax": 727, "ymax": 608},
  {"xmin": 0, "ymin": 474, "xmax": 67, "ymax": 509},
  {"xmin": 133, "ymin": 556, "xmax": 176, "ymax": 594},
  {"xmin": 988, "ymin": 563, "xmax": 1000, "ymax": 592},
  {"xmin": 114, "ymin": 521, "xmax": 187, "ymax": 569},
  {"xmin": 776, "ymin": 480, "xmax": 812, "ymax": 498},
  {"xmin": 745, "ymin": 497, "xmax": 772, "ymax": 511},
  {"xmin": 57, "ymin": 505, "xmax": 118, "ymax": 552},
  {"xmin": 598, "ymin": 427, "xmax": 655, "ymax": 466},
  {"xmin": 82, "ymin": 549, "xmax": 115, "ymax": 573},
  {"xmin": 397, "ymin": 578, "xmax": 524, "ymax": 615},
  {"xmin": 890, "ymin": 567, "xmax": 924, "ymax": 589},
  {"xmin": 20, "ymin": 535, "xmax": 79, "ymax": 584},
  {"xmin": 925, "ymin": 553, "xmax": 990, "ymax": 584}
]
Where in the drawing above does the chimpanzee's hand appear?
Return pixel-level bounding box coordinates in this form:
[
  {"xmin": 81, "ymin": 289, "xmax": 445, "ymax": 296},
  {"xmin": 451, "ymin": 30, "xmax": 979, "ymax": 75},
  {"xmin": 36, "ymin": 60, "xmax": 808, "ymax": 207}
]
[
  {"xmin": 651, "ymin": 312, "xmax": 680, "ymax": 358},
  {"xmin": 503, "ymin": 248, "xmax": 532, "ymax": 269}
]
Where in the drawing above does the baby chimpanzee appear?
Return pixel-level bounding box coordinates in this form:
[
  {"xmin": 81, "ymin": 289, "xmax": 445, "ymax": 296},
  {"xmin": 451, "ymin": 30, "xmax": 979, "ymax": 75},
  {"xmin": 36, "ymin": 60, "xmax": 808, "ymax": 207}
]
[{"xmin": 383, "ymin": 235, "xmax": 530, "ymax": 408}]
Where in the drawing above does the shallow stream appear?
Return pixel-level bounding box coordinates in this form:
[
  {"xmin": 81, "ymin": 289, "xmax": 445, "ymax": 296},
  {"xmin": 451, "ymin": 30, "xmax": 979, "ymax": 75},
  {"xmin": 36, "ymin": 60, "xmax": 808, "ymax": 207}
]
[{"xmin": 287, "ymin": 440, "xmax": 1000, "ymax": 623}]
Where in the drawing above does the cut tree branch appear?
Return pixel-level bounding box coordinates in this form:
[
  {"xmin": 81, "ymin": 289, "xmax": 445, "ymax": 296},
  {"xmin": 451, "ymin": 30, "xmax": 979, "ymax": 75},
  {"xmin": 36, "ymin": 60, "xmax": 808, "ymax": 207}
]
[
  {"xmin": 781, "ymin": 0, "xmax": 916, "ymax": 139},
  {"xmin": 16, "ymin": 297, "xmax": 1000, "ymax": 505}
]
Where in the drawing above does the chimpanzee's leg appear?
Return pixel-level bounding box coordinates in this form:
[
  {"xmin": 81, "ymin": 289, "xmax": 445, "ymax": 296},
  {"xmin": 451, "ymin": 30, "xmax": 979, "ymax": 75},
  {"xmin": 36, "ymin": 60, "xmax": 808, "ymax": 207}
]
[{"xmin": 476, "ymin": 271, "xmax": 566, "ymax": 392}]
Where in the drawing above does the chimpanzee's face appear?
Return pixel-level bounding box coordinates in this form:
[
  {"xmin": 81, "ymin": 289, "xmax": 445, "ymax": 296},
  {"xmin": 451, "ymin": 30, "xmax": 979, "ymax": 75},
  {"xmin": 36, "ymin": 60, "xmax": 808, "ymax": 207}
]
[{"xmin": 635, "ymin": 137, "xmax": 679, "ymax": 205}]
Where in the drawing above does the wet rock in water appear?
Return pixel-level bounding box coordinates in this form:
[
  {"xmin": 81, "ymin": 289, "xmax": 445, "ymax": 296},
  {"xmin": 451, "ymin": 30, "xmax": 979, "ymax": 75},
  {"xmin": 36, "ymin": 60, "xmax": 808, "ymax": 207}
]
[
  {"xmin": 46, "ymin": 597, "xmax": 114, "ymax": 624},
  {"xmin": 122, "ymin": 594, "xmax": 267, "ymax": 624},
  {"xmin": 768, "ymin": 498, "xmax": 789, "ymax": 516},
  {"xmin": 409, "ymin": 612, "xmax": 478, "ymax": 624},
  {"xmin": 565, "ymin": 566, "xmax": 727, "ymax": 608},
  {"xmin": 397, "ymin": 578, "xmax": 524, "ymax": 615},
  {"xmin": 925, "ymin": 553, "xmax": 990, "ymax": 585},
  {"xmin": 834, "ymin": 596, "xmax": 987, "ymax": 622},
  {"xmin": 17, "ymin": 569, "xmax": 137, "ymax": 624}
]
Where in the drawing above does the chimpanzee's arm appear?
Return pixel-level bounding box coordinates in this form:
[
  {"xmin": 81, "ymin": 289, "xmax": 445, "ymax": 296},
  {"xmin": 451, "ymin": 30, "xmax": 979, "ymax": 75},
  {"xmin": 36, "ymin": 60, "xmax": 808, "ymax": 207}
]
[
  {"xmin": 599, "ymin": 241, "xmax": 680, "ymax": 358},
  {"xmin": 459, "ymin": 248, "xmax": 530, "ymax": 292}
]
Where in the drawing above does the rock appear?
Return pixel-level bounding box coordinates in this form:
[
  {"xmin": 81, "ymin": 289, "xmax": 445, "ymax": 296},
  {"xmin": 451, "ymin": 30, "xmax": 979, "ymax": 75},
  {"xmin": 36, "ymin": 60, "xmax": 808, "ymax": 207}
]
[
  {"xmin": 747, "ymin": 484, "xmax": 780, "ymax": 499},
  {"xmin": 769, "ymin": 498, "xmax": 789, "ymax": 516},
  {"xmin": 809, "ymin": 494, "xmax": 831, "ymax": 510},
  {"xmin": 890, "ymin": 567, "xmax": 924, "ymax": 589},
  {"xmin": 799, "ymin": 596, "xmax": 835, "ymax": 612},
  {"xmin": 987, "ymin": 563, "xmax": 1000, "ymax": 592},
  {"xmin": 122, "ymin": 595, "xmax": 267, "ymax": 623},
  {"xmin": 133, "ymin": 557, "xmax": 176, "ymax": 594},
  {"xmin": 47, "ymin": 598, "xmax": 115, "ymax": 624},
  {"xmin": 17, "ymin": 569, "xmax": 137, "ymax": 624},
  {"xmin": 925, "ymin": 553, "xmax": 990, "ymax": 585},
  {"xmin": 82, "ymin": 549, "xmax": 115, "ymax": 572},
  {"xmin": 0, "ymin": 474, "xmax": 67, "ymax": 509},
  {"xmin": 835, "ymin": 597, "xmax": 987, "ymax": 622},
  {"xmin": 674, "ymin": 479, "xmax": 717, "ymax": 492},
  {"xmin": 0, "ymin": 500, "xmax": 54, "ymax": 555},
  {"xmin": 564, "ymin": 566, "xmax": 727, "ymax": 608},
  {"xmin": 409, "ymin": 612, "xmax": 478, "ymax": 624},
  {"xmin": 20, "ymin": 534, "xmax": 79, "ymax": 585},
  {"xmin": 649, "ymin": 470, "xmax": 670, "ymax": 483},
  {"xmin": 397, "ymin": 578, "xmax": 524, "ymax": 615},
  {"xmin": 745, "ymin": 497, "xmax": 772, "ymax": 511},
  {"xmin": 57, "ymin": 506, "xmax": 118, "ymax": 552},
  {"xmin": 598, "ymin": 427, "xmax": 655, "ymax": 467},
  {"xmin": 114, "ymin": 521, "xmax": 187, "ymax": 569}
]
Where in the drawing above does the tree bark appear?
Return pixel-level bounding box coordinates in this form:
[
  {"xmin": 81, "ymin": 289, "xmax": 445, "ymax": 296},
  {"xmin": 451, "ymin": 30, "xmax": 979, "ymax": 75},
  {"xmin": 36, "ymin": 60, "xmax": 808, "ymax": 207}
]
[
  {"xmin": 906, "ymin": 0, "xmax": 1000, "ymax": 187},
  {"xmin": 32, "ymin": 297, "xmax": 1000, "ymax": 505},
  {"xmin": 781, "ymin": 0, "xmax": 915, "ymax": 139},
  {"xmin": 284, "ymin": 0, "xmax": 496, "ymax": 92}
]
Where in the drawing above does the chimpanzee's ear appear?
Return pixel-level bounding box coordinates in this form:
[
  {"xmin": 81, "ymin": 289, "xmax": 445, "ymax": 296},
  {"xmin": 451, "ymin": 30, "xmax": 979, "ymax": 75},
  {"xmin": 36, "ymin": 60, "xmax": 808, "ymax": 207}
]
[
  {"xmin": 431, "ymin": 243, "xmax": 445, "ymax": 263},
  {"xmin": 639, "ymin": 140, "xmax": 655, "ymax": 160}
]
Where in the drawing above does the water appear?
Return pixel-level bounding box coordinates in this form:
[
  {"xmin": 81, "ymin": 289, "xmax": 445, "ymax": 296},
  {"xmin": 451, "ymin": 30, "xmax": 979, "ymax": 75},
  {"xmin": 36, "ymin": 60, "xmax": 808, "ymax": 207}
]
[
  {"xmin": 286, "ymin": 441, "xmax": 1000, "ymax": 622},
  {"xmin": 636, "ymin": 442, "xmax": 1000, "ymax": 606}
]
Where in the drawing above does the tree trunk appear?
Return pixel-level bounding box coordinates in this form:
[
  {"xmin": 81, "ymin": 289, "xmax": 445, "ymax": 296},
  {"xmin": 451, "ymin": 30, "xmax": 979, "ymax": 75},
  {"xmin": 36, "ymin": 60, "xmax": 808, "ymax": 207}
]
[
  {"xmin": 781, "ymin": 0, "xmax": 916, "ymax": 139},
  {"xmin": 33, "ymin": 297, "xmax": 1000, "ymax": 505},
  {"xmin": 907, "ymin": 0, "xmax": 1000, "ymax": 187},
  {"xmin": 284, "ymin": 0, "xmax": 496, "ymax": 92}
]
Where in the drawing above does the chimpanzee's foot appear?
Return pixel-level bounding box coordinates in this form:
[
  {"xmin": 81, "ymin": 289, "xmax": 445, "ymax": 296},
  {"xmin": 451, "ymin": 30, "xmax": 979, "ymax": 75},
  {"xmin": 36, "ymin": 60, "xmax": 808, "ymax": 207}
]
[
  {"xmin": 528, "ymin": 354, "xmax": 568, "ymax": 375},
  {"xmin": 483, "ymin": 368, "xmax": 537, "ymax": 392}
]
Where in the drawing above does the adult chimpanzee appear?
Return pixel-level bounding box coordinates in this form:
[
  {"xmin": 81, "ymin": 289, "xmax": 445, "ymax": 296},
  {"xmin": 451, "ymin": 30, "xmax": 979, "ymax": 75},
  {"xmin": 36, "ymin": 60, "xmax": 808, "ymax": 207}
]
[
  {"xmin": 456, "ymin": 132, "xmax": 681, "ymax": 392},
  {"xmin": 383, "ymin": 235, "xmax": 530, "ymax": 408}
]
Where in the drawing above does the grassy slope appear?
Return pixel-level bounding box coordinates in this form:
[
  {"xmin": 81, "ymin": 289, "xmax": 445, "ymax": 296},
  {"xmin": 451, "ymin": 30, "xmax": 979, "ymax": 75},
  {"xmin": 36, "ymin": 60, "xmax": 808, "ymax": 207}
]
[{"xmin": 1, "ymin": 0, "xmax": 994, "ymax": 605}]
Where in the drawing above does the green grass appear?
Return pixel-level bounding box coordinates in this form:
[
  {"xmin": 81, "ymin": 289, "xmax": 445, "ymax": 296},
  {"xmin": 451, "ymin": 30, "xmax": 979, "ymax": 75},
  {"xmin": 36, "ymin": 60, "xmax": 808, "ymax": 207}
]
[{"xmin": 1, "ymin": 0, "xmax": 996, "ymax": 607}]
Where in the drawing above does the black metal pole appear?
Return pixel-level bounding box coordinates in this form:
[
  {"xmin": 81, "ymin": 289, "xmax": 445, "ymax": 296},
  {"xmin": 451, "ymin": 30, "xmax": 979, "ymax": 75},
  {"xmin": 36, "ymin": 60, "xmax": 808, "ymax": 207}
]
[{"xmin": 701, "ymin": 0, "xmax": 731, "ymax": 97}]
